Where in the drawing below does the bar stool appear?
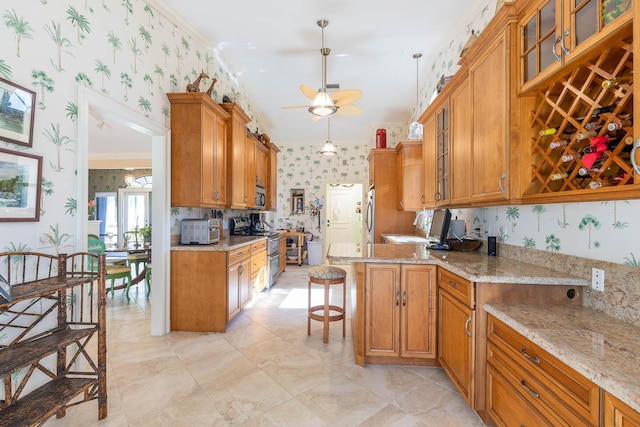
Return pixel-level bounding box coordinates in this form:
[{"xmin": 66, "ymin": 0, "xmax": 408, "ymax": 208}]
[{"xmin": 307, "ymin": 265, "xmax": 346, "ymax": 343}]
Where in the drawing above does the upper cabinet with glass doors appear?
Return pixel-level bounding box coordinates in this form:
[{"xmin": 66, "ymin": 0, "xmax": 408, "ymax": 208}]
[{"xmin": 518, "ymin": 0, "xmax": 632, "ymax": 93}]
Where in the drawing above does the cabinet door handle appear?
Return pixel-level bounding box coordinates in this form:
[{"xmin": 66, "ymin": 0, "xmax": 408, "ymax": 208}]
[
  {"xmin": 521, "ymin": 348, "xmax": 540, "ymax": 364},
  {"xmin": 552, "ymin": 34, "xmax": 562, "ymax": 62},
  {"xmin": 520, "ymin": 379, "xmax": 540, "ymax": 398},
  {"xmin": 395, "ymin": 290, "xmax": 400, "ymax": 306},
  {"xmin": 464, "ymin": 316, "xmax": 472, "ymax": 337},
  {"xmin": 402, "ymin": 290, "xmax": 407, "ymax": 306},
  {"xmin": 239, "ymin": 265, "xmax": 244, "ymax": 275},
  {"xmin": 421, "ymin": 195, "xmax": 425, "ymax": 204},
  {"xmin": 560, "ymin": 28, "xmax": 570, "ymax": 56},
  {"xmin": 498, "ymin": 173, "xmax": 506, "ymax": 194},
  {"xmin": 448, "ymin": 280, "xmax": 458, "ymax": 288},
  {"xmin": 400, "ymin": 200, "xmax": 404, "ymax": 209}
]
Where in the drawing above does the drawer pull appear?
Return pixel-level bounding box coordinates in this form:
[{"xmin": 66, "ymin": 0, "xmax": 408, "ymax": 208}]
[
  {"xmin": 520, "ymin": 379, "xmax": 540, "ymax": 398},
  {"xmin": 464, "ymin": 316, "xmax": 472, "ymax": 337},
  {"xmin": 521, "ymin": 348, "xmax": 540, "ymax": 364},
  {"xmin": 448, "ymin": 281, "xmax": 458, "ymax": 288}
]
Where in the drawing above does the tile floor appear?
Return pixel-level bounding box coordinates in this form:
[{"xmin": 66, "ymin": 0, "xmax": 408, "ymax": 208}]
[{"xmin": 45, "ymin": 264, "xmax": 484, "ymax": 426}]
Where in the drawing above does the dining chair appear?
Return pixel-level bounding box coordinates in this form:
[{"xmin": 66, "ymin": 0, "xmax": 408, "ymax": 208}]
[{"xmin": 88, "ymin": 235, "xmax": 133, "ymax": 299}]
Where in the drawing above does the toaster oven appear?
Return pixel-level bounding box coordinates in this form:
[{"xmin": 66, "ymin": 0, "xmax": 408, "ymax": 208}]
[{"xmin": 180, "ymin": 219, "xmax": 221, "ymax": 245}]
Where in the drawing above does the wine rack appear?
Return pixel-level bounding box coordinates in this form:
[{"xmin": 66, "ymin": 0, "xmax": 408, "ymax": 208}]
[{"xmin": 524, "ymin": 35, "xmax": 634, "ymax": 197}]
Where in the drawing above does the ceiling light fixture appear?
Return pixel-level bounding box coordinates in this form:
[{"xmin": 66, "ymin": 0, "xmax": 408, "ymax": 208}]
[
  {"xmin": 309, "ymin": 19, "xmax": 337, "ymax": 117},
  {"xmin": 124, "ymin": 173, "xmax": 135, "ymax": 186},
  {"xmin": 408, "ymin": 52, "xmax": 423, "ymax": 140},
  {"xmin": 320, "ymin": 118, "xmax": 337, "ymax": 156}
]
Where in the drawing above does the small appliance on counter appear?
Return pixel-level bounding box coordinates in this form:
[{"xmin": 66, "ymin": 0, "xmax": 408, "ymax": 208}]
[
  {"xmin": 180, "ymin": 218, "xmax": 221, "ymax": 245},
  {"xmin": 229, "ymin": 217, "xmax": 252, "ymax": 236}
]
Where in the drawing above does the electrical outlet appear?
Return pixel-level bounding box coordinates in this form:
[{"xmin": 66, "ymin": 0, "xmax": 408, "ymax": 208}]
[{"xmin": 592, "ymin": 268, "xmax": 605, "ymax": 292}]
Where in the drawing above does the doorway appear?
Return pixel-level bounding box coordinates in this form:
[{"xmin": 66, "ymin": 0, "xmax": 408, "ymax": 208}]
[
  {"xmin": 76, "ymin": 87, "xmax": 169, "ymax": 336},
  {"xmin": 324, "ymin": 183, "xmax": 363, "ymax": 262}
]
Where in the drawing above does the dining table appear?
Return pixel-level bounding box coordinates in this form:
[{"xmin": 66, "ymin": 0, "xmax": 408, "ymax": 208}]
[{"xmin": 104, "ymin": 244, "xmax": 151, "ymax": 292}]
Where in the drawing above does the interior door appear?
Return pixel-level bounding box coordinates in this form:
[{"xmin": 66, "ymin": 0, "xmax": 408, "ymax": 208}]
[
  {"xmin": 118, "ymin": 188, "xmax": 152, "ymax": 247},
  {"xmin": 325, "ymin": 184, "xmax": 363, "ymax": 259}
]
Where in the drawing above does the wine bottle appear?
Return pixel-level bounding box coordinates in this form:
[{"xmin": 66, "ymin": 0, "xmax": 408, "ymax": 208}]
[
  {"xmin": 592, "ymin": 102, "xmax": 619, "ymax": 117},
  {"xmin": 539, "ymin": 128, "xmax": 557, "ymax": 136},
  {"xmin": 549, "ymin": 139, "xmax": 569, "ymax": 149},
  {"xmin": 589, "ymin": 179, "xmax": 619, "ymax": 189},
  {"xmin": 561, "ymin": 153, "xmax": 582, "ymax": 162},
  {"xmin": 607, "ymin": 119, "xmax": 632, "ymax": 132},
  {"xmin": 602, "ymin": 76, "xmax": 633, "ymax": 89},
  {"xmin": 575, "ymin": 130, "xmax": 599, "ymax": 141},
  {"xmin": 580, "ymin": 163, "xmax": 621, "ymax": 178},
  {"xmin": 550, "ymin": 172, "xmax": 568, "ymax": 181}
]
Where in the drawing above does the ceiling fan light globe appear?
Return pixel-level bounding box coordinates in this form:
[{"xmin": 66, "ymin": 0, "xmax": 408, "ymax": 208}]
[
  {"xmin": 320, "ymin": 141, "xmax": 337, "ymax": 156},
  {"xmin": 309, "ymin": 91, "xmax": 337, "ymax": 116},
  {"xmin": 408, "ymin": 121, "xmax": 423, "ymax": 140}
]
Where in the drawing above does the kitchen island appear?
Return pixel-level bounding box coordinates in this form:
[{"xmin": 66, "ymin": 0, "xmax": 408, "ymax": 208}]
[{"xmin": 326, "ymin": 242, "xmax": 588, "ymax": 424}]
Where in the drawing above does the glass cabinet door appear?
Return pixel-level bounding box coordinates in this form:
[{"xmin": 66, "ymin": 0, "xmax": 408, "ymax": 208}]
[
  {"xmin": 565, "ymin": 0, "xmax": 632, "ymax": 53},
  {"xmin": 519, "ymin": 0, "xmax": 559, "ymax": 87},
  {"xmin": 435, "ymin": 106, "xmax": 449, "ymax": 204}
]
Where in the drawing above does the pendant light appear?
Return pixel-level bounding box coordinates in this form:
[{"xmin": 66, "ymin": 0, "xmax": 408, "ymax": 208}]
[
  {"xmin": 309, "ymin": 19, "xmax": 337, "ymax": 117},
  {"xmin": 320, "ymin": 118, "xmax": 337, "ymax": 156},
  {"xmin": 408, "ymin": 52, "xmax": 423, "ymax": 140}
]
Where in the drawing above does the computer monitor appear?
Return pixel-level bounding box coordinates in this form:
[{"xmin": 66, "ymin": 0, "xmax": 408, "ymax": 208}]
[{"xmin": 428, "ymin": 209, "xmax": 452, "ymax": 245}]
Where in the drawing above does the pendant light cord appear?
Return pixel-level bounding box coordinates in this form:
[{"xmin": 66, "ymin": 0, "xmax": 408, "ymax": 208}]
[{"xmin": 413, "ymin": 53, "xmax": 422, "ymax": 121}]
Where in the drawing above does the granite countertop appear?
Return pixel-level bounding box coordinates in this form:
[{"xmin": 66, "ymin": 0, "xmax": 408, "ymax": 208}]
[
  {"xmin": 171, "ymin": 235, "xmax": 266, "ymax": 251},
  {"xmin": 484, "ymin": 303, "xmax": 640, "ymax": 413},
  {"xmin": 327, "ymin": 243, "xmax": 588, "ymax": 285}
]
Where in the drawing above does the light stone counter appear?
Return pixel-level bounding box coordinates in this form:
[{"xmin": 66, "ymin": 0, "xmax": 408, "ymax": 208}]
[
  {"xmin": 327, "ymin": 243, "xmax": 588, "ymax": 285},
  {"xmin": 171, "ymin": 235, "xmax": 266, "ymax": 251},
  {"xmin": 484, "ymin": 303, "xmax": 640, "ymax": 413}
]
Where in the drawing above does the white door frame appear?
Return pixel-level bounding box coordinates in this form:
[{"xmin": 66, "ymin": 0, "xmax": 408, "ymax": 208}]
[{"xmin": 77, "ymin": 86, "xmax": 170, "ymax": 336}]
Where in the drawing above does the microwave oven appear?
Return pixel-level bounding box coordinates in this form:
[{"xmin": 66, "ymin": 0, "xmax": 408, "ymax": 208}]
[{"xmin": 180, "ymin": 218, "xmax": 220, "ymax": 245}]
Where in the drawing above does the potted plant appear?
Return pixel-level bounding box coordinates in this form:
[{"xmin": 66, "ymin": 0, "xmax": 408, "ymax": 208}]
[{"xmin": 139, "ymin": 226, "xmax": 152, "ymax": 245}]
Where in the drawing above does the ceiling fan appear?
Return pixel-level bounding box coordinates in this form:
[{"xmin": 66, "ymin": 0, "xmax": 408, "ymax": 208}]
[{"xmin": 283, "ymin": 19, "xmax": 362, "ymax": 120}]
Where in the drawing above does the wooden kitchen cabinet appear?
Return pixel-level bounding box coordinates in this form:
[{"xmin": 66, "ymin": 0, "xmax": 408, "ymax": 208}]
[
  {"xmin": 396, "ymin": 141, "xmax": 423, "ymax": 211},
  {"xmin": 171, "ymin": 243, "xmax": 255, "ymax": 333},
  {"xmin": 603, "ymin": 391, "xmax": 640, "ymax": 426},
  {"xmin": 245, "ymin": 132, "xmax": 257, "ymax": 209},
  {"xmin": 517, "ymin": 0, "xmax": 632, "ymax": 93},
  {"xmin": 435, "ymin": 267, "xmax": 583, "ymax": 424},
  {"xmin": 168, "ymin": 93, "xmax": 230, "ymax": 208},
  {"xmin": 255, "ymin": 138, "xmax": 269, "ymax": 189},
  {"xmin": 364, "ymin": 264, "xmax": 437, "ymax": 363},
  {"xmin": 267, "ymin": 143, "xmax": 280, "ymax": 211},
  {"xmin": 228, "ymin": 245, "xmax": 251, "ymax": 321},
  {"xmin": 367, "ymin": 149, "xmax": 416, "ymax": 242},
  {"xmin": 220, "ymin": 103, "xmax": 251, "ymax": 209},
  {"xmin": 486, "ymin": 314, "xmax": 600, "ymax": 426},
  {"xmin": 449, "ymin": 77, "xmax": 472, "ymax": 206},
  {"xmin": 465, "ymin": 15, "xmax": 515, "ymax": 205},
  {"xmin": 250, "ymin": 240, "xmax": 268, "ymax": 297},
  {"xmin": 438, "ymin": 269, "xmax": 476, "ymax": 406}
]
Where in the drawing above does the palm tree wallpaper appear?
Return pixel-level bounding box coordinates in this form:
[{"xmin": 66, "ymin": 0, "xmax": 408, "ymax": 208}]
[{"xmin": 0, "ymin": 0, "xmax": 638, "ymax": 324}]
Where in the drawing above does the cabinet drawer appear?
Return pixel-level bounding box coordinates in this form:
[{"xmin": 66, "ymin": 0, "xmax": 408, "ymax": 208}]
[
  {"xmin": 488, "ymin": 316, "xmax": 599, "ymax": 426},
  {"xmin": 251, "ymin": 252, "xmax": 267, "ymax": 275},
  {"xmin": 437, "ymin": 268, "xmax": 474, "ymax": 308},
  {"xmin": 228, "ymin": 245, "xmax": 251, "ymax": 264},
  {"xmin": 487, "ymin": 363, "xmax": 554, "ymax": 427},
  {"xmin": 251, "ymin": 240, "xmax": 267, "ymax": 254}
]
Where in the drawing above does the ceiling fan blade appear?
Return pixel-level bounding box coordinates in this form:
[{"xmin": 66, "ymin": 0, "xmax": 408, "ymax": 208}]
[
  {"xmin": 336, "ymin": 104, "xmax": 363, "ymax": 116},
  {"xmin": 299, "ymin": 84, "xmax": 318, "ymax": 100},
  {"xmin": 281, "ymin": 105, "xmax": 309, "ymax": 109},
  {"xmin": 331, "ymin": 89, "xmax": 362, "ymax": 106}
]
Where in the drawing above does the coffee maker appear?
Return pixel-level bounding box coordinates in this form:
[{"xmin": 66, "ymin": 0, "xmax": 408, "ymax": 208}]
[{"xmin": 250, "ymin": 213, "xmax": 266, "ymax": 235}]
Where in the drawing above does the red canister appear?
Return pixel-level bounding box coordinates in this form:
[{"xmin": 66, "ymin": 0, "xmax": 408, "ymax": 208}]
[{"xmin": 376, "ymin": 129, "xmax": 387, "ymax": 148}]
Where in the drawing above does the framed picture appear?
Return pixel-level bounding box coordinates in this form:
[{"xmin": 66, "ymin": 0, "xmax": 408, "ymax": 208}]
[
  {"xmin": 0, "ymin": 148, "xmax": 42, "ymax": 222},
  {"xmin": 0, "ymin": 78, "xmax": 36, "ymax": 148}
]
